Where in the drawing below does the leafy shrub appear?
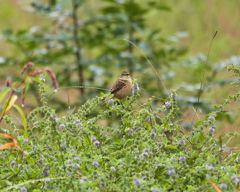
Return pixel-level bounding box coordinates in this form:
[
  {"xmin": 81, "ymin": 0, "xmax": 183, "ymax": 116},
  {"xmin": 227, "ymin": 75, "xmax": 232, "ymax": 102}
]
[{"xmin": 0, "ymin": 65, "xmax": 240, "ymax": 191}]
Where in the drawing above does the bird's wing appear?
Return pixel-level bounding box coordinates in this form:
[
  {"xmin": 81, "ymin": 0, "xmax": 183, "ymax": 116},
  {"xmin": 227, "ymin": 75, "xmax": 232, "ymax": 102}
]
[{"xmin": 110, "ymin": 79, "xmax": 128, "ymax": 94}]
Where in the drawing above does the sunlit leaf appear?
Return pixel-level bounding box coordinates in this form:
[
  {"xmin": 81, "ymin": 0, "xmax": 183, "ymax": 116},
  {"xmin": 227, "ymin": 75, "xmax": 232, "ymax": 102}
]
[
  {"xmin": 5, "ymin": 95, "xmax": 18, "ymax": 113},
  {"xmin": 83, "ymin": 138, "xmax": 89, "ymax": 145},
  {"xmin": 13, "ymin": 104, "xmax": 27, "ymax": 136},
  {"xmin": 0, "ymin": 88, "xmax": 10, "ymax": 103},
  {"xmin": 166, "ymin": 145, "xmax": 178, "ymax": 150}
]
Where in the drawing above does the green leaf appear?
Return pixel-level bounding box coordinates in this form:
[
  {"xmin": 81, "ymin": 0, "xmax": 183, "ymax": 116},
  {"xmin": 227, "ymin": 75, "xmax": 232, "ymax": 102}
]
[
  {"xmin": 192, "ymin": 132, "xmax": 200, "ymax": 143},
  {"xmin": 196, "ymin": 158, "xmax": 203, "ymax": 166},
  {"xmin": 11, "ymin": 82, "xmax": 18, "ymax": 89},
  {"xmin": 5, "ymin": 181, "xmax": 12, "ymax": 186},
  {"xmin": 209, "ymin": 138, "xmax": 215, "ymax": 145},
  {"xmin": 143, "ymin": 122, "xmax": 151, "ymax": 130},
  {"xmin": 83, "ymin": 138, "xmax": 89, "ymax": 145},
  {"xmin": 32, "ymin": 78, "xmax": 44, "ymax": 85},
  {"xmin": 166, "ymin": 145, "xmax": 178, "ymax": 150},
  {"xmin": 218, "ymin": 135, "xmax": 222, "ymax": 148},
  {"xmin": 125, "ymin": 139, "xmax": 132, "ymax": 147},
  {"xmin": 195, "ymin": 120, "xmax": 202, "ymax": 127},
  {"xmin": 1, "ymin": 95, "xmax": 18, "ymax": 116},
  {"xmin": 213, "ymin": 105, "xmax": 219, "ymax": 110},
  {"xmin": 164, "ymin": 123, "xmax": 170, "ymax": 130},
  {"xmin": 0, "ymin": 88, "xmax": 10, "ymax": 103},
  {"xmin": 197, "ymin": 73, "xmax": 202, "ymax": 84},
  {"xmin": 24, "ymin": 78, "xmax": 30, "ymax": 97},
  {"xmin": 126, "ymin": 153, "xmax": 134, "ymax": 166},
  {"xmin": 13, "ymin": 104, "xmax": 27, "ymax": 136},
  {"xmin": 154, "ymin": 166, "xmax": 164, "ymax": 178},
  {"xmin": 162, "ymin": 136, "xmax": 168, "ymax": 146},
  {"xmin": 199, "ymin": 132, "xmax": 205, "ymax": 142}
]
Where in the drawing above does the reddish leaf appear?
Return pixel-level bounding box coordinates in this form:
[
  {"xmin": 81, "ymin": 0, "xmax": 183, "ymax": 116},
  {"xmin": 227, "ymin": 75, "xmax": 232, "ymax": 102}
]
[
  {"xmin": 0, "ymin": 134, "xmax": 23, "ymax": 159},
  {"xmin": 0, "ymin": 143, "xmax": 15, "ymax": 149},
  {"xmin": 208, "ymin": 180, "xmax": 221, "ymax": 192}
]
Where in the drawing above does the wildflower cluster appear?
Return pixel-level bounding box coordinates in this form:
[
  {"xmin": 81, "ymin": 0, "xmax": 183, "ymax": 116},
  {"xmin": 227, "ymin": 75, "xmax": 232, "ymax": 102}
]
[{"xmin": 0, "ymin": 76, "xmax": 240, "ymax": 191}]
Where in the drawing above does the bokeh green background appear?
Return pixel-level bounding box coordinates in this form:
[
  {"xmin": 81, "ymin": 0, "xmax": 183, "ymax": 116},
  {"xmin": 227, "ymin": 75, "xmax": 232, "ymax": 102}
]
[{"xmin": 0, "ymin": 0, "xmax": 240, "ymax": 143}]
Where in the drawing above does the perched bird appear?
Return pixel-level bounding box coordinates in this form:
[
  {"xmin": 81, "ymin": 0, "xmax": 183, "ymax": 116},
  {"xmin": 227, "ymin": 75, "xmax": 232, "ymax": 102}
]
[{"xmin": 100, "ymin": 71, "xmax": 132, "ymax": 106}]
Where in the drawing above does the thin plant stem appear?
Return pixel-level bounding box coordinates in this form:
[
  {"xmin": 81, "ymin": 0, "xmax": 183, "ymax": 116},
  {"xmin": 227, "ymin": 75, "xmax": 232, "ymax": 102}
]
[{"xmin": 190, "ymin": 31, "xmax": 218, "ymax": 130}]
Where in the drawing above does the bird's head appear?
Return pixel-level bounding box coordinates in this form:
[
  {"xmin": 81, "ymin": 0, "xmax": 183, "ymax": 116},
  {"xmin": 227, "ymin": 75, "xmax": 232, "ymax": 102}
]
[{"xmin": 120, "ymin": 71, "xmax": 131, "ymax": 79}]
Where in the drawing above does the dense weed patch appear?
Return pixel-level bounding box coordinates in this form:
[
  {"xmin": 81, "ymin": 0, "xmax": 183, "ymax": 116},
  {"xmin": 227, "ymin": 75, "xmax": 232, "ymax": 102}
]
[{"xmin": 0, "ymin": 64, "xmax": 240, "ymax": 192}]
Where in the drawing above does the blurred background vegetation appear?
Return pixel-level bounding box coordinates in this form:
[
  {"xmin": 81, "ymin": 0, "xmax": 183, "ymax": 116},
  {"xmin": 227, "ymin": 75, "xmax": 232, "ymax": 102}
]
[{"xmin": 0, "ymin": 0, "xmax": 240, "ymax": 140}]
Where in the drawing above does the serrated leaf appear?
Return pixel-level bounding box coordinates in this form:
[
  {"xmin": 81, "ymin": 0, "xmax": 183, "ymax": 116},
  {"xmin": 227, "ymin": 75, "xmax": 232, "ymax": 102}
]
[
  {"xmin": 196, "ymin": 158, "xmax": 203, "ymax": 166},
  {"xmin": 125, "ymin": 139, "xmax": 132, "ymax": 147},
  {"xmin": 199, "ymin": 132, "xmax": 205, "ymax": 142},
  {"xmin": 162, "ymin": 136, "xmax": 168, "ymax": 146},
  {"xmin": 126, "ymin": 153, "xmax": 134, "ymax": 166},
  {"xmin": 192, "ymin": 132, "xmax": 200, "ymax": 143}
]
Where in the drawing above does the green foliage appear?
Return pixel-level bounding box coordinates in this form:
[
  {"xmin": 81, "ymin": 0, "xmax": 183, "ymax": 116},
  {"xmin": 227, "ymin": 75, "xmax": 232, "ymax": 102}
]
[
  {"xmin": 0, "ymin": 0, "xmax": 207, "ymax": 112},
  {"xmin": 0, "ymin": 70, "xmax": 240, "ymax": 191},
  {"xmin": 1, "ymin": 1, "xmax": 240, "ymax": 190}
]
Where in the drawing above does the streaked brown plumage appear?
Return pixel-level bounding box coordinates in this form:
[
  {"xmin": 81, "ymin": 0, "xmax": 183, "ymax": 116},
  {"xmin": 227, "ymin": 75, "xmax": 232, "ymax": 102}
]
[{"xmin": 100, "ymin": 71, "xmax": 132, "ymax": 105}]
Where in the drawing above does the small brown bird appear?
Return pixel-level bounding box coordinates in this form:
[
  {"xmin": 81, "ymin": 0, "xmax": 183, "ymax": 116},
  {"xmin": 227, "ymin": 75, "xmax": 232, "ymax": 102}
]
[{"xmin": 100, "ymin": 71, "xmax": 132, "ymax": 105}]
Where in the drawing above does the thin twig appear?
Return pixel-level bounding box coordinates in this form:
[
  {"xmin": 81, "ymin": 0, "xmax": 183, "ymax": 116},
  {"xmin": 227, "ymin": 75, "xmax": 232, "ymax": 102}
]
[
  {"xmin": 123, "ymin": 39, "xmax": 169, "ymax": 95},
  {"xmin": 8, "ymin": 111, "xmax": 24, "ymax": 127}
]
